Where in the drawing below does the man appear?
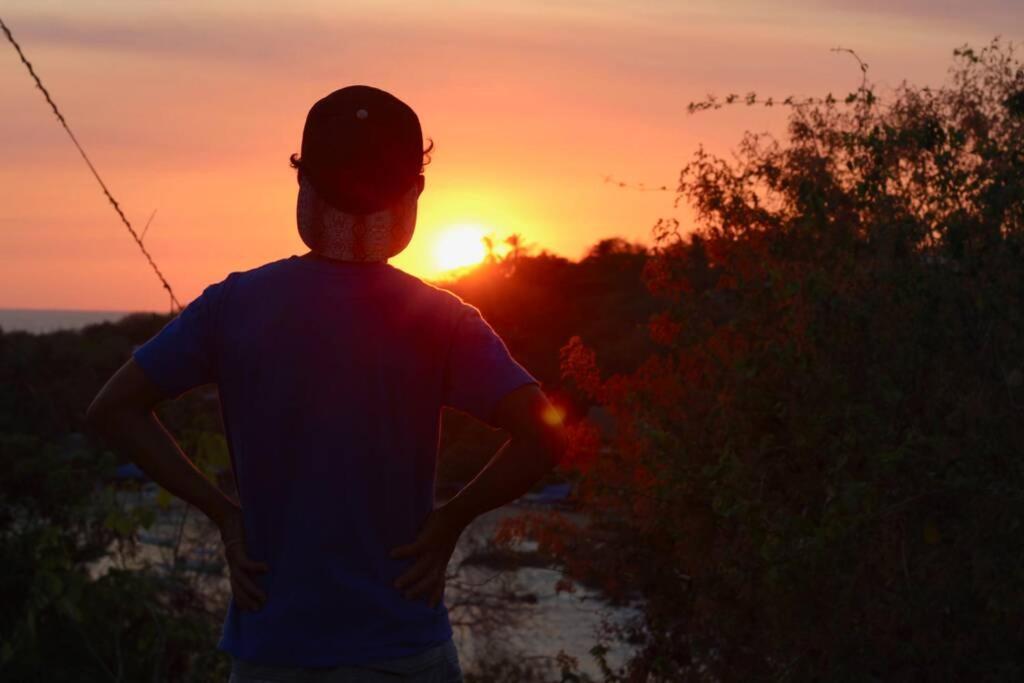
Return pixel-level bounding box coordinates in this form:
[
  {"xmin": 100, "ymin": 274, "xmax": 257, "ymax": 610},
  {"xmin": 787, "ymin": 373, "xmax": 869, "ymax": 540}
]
[{"xmin": 87, "ymin": 85, "xmax": 565, "ymax": 682}]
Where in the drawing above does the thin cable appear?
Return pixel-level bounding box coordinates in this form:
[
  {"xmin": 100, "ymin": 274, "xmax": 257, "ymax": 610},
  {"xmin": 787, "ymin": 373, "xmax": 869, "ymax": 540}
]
[{"xmin": 1, "ymin": 17, "xmax": 182, "ymax": 311}]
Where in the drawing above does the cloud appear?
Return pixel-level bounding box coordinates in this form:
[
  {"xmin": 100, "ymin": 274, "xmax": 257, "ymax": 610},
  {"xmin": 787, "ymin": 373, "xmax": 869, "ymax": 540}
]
[{"xmin": 3, "ymin": 11, "xmax": 313, "ymax": 63}]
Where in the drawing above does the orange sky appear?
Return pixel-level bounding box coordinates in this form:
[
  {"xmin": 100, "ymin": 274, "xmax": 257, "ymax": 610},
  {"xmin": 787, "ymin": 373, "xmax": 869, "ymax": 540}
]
[{"xmin": 1, "ymin": 1, "xmax": 1021, "ymax": 311}]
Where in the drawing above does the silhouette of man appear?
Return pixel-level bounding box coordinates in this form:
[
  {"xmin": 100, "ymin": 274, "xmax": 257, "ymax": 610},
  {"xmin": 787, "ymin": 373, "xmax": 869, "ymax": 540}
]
[{"xmin": 87, "ymin": 85, "xmax": 565, "ymax": 682}]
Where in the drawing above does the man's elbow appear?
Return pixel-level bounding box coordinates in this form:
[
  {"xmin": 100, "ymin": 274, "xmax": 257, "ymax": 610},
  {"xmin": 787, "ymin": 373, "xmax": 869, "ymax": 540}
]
[{"xmin": 494, "ymin": 384, "xmax": 568, "ymax": 472}]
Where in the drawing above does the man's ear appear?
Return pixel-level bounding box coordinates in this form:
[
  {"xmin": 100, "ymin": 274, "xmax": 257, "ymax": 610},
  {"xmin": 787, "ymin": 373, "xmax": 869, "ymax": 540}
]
[{"xmin": 415, "ymin": 174, "xmax": 425, "ymax": 197}]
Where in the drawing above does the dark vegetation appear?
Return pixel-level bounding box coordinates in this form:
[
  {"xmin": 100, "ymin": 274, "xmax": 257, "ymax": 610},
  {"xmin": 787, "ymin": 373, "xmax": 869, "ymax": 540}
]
[
  {"xmin": 499, "ymin": 40, "xmax": 1024, "ymax": 681},
  {"xmin": 0, "ymin": 315, "xmax": 231, "ymax": 681},
  {"xmin": 2, "ymin": 39, "xmax": 1023, "ymax": 682}
]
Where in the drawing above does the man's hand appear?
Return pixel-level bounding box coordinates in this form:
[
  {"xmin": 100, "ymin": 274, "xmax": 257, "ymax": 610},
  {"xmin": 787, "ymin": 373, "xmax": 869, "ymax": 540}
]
[
  {"xmin": 390, "ymin": 505, "xmax": 467, "ymax": 608},
  {"xmin": 218, "ymin": 505, "xmax": 269, "ymax": 612}
]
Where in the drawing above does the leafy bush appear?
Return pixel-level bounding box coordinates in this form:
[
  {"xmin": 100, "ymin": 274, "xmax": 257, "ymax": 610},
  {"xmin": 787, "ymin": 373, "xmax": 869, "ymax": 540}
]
[
  {"xmin": 0, "ymin": 435, "xmax": 229, "ymax": 682},
  {"xmin": 502, "ymin": 40, "xmax": 1024, "ymax": 681},
  {"xmin": 0, "ymin": 316, "xmax": 231, "ymax": 681}
]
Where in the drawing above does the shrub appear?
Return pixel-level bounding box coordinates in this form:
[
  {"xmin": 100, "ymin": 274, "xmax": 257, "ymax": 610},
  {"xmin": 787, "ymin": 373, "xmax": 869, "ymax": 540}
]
[{"xmin": 501, "ymin": 39, "xmax": 1024, "ymax": 681}]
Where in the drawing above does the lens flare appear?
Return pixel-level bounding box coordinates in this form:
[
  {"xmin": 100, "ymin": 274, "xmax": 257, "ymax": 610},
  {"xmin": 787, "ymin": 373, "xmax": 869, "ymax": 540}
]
[{"xmin": 542, "ymin": 404, "xmax": 565, "ymax": 426}]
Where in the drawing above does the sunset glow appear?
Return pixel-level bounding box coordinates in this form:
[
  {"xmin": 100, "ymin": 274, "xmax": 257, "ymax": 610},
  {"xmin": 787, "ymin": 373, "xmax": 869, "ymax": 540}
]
[
  {"xmin": 0, "ymin": 2, "xmax": 1020, "ymax": 310},
  {"xmin": 433, "ymin": 225, "xmax": 488, "ymax": 273}
]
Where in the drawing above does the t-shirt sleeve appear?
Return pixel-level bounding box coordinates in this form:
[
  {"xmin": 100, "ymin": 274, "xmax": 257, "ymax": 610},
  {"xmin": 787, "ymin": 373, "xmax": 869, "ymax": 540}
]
[
  {"xmin": 442, "ymin": 304, "xmax": 539, "ymax": 426},
  {"xmin": 132, "ymin": 280, "xmax": 225, "ymax": 398}
]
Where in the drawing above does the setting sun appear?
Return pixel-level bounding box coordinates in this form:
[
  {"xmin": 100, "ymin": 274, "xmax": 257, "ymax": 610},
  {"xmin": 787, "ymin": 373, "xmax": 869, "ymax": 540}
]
[{"xmin": 434, "ymin": 224, "xmax": 488, "ymax": 272}]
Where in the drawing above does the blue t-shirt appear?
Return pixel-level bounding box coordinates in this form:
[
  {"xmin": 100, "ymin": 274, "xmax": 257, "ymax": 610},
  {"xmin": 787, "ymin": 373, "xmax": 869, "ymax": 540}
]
[{"xmin": 132, "ymin": 255, "xmax": 538, "ymax": 667}]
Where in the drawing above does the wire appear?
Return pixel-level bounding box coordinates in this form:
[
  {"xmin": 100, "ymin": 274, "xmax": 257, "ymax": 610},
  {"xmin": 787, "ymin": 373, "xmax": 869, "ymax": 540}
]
[{"xmin": 1, "ymin": 17, "xmax": 182, "ymax": 312}]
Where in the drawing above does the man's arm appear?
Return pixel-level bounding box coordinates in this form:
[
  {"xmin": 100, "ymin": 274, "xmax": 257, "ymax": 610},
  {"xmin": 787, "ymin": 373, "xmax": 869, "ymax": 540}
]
[
  {"xmin": 86, "ymin": 359, "xmax": 268, "ymax": 611},
  {"xmin": 391, "ymin": 383, "xmax": 566, "ymax": 606},
  {"xmin": 438, "ymin": 383, "xmax": 566, "ymax": 528}
]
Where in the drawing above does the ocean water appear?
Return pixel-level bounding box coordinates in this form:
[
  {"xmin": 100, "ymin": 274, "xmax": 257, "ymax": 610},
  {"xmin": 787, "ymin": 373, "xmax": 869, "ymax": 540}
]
[{"xmin": 0, "ymin": 308, "xmax": 140, "ymax": 334}]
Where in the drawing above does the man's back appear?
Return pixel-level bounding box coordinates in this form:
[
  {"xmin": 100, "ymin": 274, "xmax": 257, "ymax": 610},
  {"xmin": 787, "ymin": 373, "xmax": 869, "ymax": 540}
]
[{"xmin": 132, "ymin": 254, "xmax": 538, "ymax": 666}]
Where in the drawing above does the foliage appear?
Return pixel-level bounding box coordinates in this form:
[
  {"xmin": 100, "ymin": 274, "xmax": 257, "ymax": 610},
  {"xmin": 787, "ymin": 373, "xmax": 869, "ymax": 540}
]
[
  {"xmin": 0, "ymin": 315, "xmax": 231, "ymax": 681},
  {"xmin": 499, "ymin": 39, "xmax": 1024, "ymax": 681},
  {"xmin": 463, "ymin": 650, "xmax": 598, "ymax": 683},
  {"xmin": 0, "ymin": 437, "xmax": 230, "ymax": 682},
  {"xmin": 443, "ymin": 238, "xmax": 655, "ymax": 383}
]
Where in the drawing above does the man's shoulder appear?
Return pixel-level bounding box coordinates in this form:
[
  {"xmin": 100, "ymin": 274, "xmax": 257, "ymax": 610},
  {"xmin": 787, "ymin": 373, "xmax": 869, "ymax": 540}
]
[
  {"xmin": 227, "ymin": 256, "xmax": 297, "ymax": 283},
  {"xmin": 386, "ymin": 267, "xmax": 476, "ymax": 315},
  {"xmin": 203, "ymin": 256, "xmax": 313, "ymax": 297},
  {"xmin": 183, "ymin": 258, "xmax": 296, "ymax": 312}
]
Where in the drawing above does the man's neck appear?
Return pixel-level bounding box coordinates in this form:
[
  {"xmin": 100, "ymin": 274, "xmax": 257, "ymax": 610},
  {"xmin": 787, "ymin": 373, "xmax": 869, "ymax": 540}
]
[{"xmin": 299, "ymin": 251, "xmax": 388, "ymax": 266}]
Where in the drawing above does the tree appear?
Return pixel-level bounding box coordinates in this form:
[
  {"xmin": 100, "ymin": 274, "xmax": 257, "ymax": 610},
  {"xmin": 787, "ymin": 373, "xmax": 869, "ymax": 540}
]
[{"xmin": 499, "ymin": 39, "xmax": 1024, "ymax": 681}]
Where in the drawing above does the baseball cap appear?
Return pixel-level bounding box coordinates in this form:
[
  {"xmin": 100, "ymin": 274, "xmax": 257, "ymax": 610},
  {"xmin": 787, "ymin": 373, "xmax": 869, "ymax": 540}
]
[{"xmin": 298, "ymin": 85, "xmax": 424, "ymax": 215}]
